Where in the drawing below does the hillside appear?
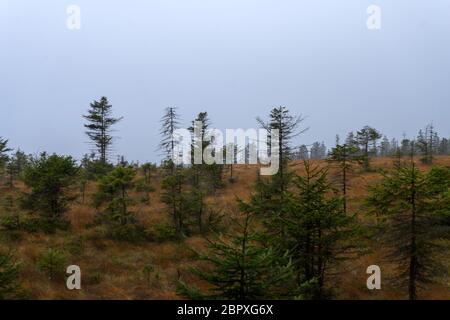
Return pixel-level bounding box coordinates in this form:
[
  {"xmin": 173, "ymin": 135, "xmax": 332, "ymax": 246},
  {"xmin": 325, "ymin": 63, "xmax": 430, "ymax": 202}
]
[{"xmin": 0, "ymin": 156, "xmax": 449, "ymax": 300}]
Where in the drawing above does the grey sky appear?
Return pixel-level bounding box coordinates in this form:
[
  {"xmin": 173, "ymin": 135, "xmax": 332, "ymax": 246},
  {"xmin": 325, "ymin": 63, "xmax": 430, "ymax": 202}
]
[{"xmin": 1, "ymin": 0, "xmax": 449, "ymax": 163}]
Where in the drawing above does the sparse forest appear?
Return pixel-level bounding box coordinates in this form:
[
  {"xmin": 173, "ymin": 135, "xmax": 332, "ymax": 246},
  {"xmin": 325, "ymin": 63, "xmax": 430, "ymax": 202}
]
[{"xmin": 0, "ymin": 100, "xmax": 449, "ymax": 300}]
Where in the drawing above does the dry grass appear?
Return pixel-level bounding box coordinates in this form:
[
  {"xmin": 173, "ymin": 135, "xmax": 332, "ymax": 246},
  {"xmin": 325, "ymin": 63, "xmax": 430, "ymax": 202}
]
[{"xmin": 0, "ymin": 156, "xmax": 449, "ymax": 300}]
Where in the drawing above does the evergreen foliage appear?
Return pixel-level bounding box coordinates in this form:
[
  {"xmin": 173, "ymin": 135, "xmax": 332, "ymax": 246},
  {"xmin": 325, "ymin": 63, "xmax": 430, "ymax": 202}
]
[
  {"xmin": 178, "ymin": 211, "xmax": 294, "ymax": 300},
  {"xmin": 21, "ymin": 153, "xmax": 78, "ymax": 231},
  {"xmin": 83, "ymin": 97, "xmax": 122, "ymax": 164},
  {"xmin": 366, "ymin": 161, "xmax": 450, "ymax": 299}
]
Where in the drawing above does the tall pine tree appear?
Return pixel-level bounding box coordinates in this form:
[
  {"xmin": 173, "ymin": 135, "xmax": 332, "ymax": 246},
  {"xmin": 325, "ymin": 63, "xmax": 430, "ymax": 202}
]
[
  {"xmin": 354, "ymin": 126, "xmax": 381, "ymax": 171},
  {"xmin": 159, "ymin": 107, "xmax": 187, "ymax": 236},
  {"xmin": 257, "ymin": 106, "xmax": 305, "ymax": 194},
  {"xmin": 83, "ymin": 97, "xmax": 122, "ymax": 164},
  {"xmin": 327, "ymin": 144, "xmax": 362, "ymax": 214}
]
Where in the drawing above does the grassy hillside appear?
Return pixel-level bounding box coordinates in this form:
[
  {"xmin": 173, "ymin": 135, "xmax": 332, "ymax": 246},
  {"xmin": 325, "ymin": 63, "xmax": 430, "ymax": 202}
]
[{"xmin": 0, "ymin": 156, "xmax": 449, "ymax": 300}]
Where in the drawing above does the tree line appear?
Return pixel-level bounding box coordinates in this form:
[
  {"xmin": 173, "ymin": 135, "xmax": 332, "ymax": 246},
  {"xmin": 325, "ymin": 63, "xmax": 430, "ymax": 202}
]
[{"xmin": 0, "ymin": 97, "xmax": 449, "ymax": 300}]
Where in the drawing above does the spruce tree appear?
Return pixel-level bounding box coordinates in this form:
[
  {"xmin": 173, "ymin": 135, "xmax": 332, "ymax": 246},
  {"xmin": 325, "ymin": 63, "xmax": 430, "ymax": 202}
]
[
  {"xmin": 188, "ymin": 112, "xmax": 209, "ymax": 233},
  {"xmin": 327, "ymin": 144, "xmax": 362, "ymax": 214},
  {"xmin": 187, "ymin": 112, "xmax": 225, "ymax": 232},
  {"xmin": 94, "ymin": 166, "xmax": 145, "ymax": 241},
  {"xmin": 438, "ymin": 138, "xmax": 450, "ymax": 155},
  {"xmin": 141, "ymin": 162, "xmax": 157, "ymax": 185},
  {"xmin": 345, "ymin": 132, "xmax": 356, "ymax": 148},
  {"xmin": 298, "ymin": 145, "xmax": 309, "ymax": 160},
  {"xmin": 5, "ymin": 150, "xmax": 29, "ymax": 188},
  {"xmin": 0, "ymin": 138, "xmax": 12, "ymax": 177},
  {"xmin": 310, "ymin": 142, "xmax": 321, "ymax": 160},
  {"xmin": 274, "ymin": 161, "xmax": 358, "ymax": 299},
  {"xmin": 159, "ymin": 107, "xmax": 188, "ymax": 236},
  {"xmin": 243, "ymin": 107, "xmax": 305, "ymax": 223},
  {"xmin": 83, "ymin": 97, "xmax": 122, "ymax": 164},
  {"xmin": 366, "ymin": 160, "xmax": 450, "ymax": 299},
  {"xmin": 0, "ymin": 250, "xmax": 21, "ymax": 299},
  {"xmin": 380, "ymin": 135, "xmax": 391, "ymax": 157},
  {"xmin": 177, "ymin": 211, "xmax": 294, "ymax": 300},
  {"xmin": 225, "ymin": 143, "xmax": 242, "ymax": 182},
  {"xmin": 417, "ymin": 123, "xmax": 438, "ymax": 165},
  {"xmin": 354, "ymin": 126, "xmax": 382, "ymax": 171},
  {"xmin": 21, "ymin": 153, "xmax": 78, "ymax": 231},
  {"xmin": 257, "ymin": 106, "xmax": 305, "ymax": 193},
  {"xmin": 161, "ymin": 170, "xmax": 188, "ymax": 235},
  {"xmin": 159, "ymin": 107, "xmax": 181, "ymax": 170}
]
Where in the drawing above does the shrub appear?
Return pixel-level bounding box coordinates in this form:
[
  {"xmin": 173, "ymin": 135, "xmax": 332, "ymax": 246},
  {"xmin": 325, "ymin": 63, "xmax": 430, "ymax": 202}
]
[
  {"xmin": 21, "ymin": 153, "xmax": 78, "ymax": 232},
  {"xmin": 0, "ymin": 251, "xmax": 21, "ymax": 299},
  {"xmin": 0, "ymin": 214, "xmax": 20, "ymax": 231},
  {"xmin": 37, "ymin": 249, "xmax": 67, "ymax": 280},
  {"xmin": 151, "ymin": 223, "xmax": 178, "ymax": 242},
  {"xmin": 106, "ymin": 223, "xmax": 147, "ymax": 242},
  {"xmin": 93, "ymin": 167, "xmax": 147, "ymax": 242}
]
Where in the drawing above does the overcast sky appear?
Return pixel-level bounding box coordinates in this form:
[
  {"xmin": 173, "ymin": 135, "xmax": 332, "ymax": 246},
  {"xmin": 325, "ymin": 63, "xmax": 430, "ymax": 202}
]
[{"xmin": 1, "ymin": 0, "xmax": 449, "ymax": 163}]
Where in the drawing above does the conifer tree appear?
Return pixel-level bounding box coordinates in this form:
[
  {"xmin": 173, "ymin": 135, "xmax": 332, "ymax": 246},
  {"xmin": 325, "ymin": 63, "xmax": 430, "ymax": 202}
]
[
  {"xmin": 380, "ymin": 135, "xmax": 391, "ymax": 157},
  {"xmin": 243, "ymin": 108, "xmax": 305, "ymax": 222},
  {"xmin": 0, "ymin": 250, "xmax": 21, "ymax": 299},
  {"xmin": 400, "ymin": 137, "xmax": 413, "ymax": 158},
  {"xmin": 257, "ymin": 107, "xmax": 305, "ymax": 193},
  {"xmin": 83, "ymin": 97, "xmax": 122, "ymax": 164},
  {"xmin": 310, "ymin": 141, "xmax": 327, "ymax": 160},
  {"xmin": 354, "ymin": 126, "xmax": 382, "ymax": 171},
  {"xmin": 21, "ymin": 153, "xmax": 78, "ymax": 231},
  {"xmin": 37, "ymin": 248, "xmax": 67, "ymax": 281},
  {"xmin": 188, "ymin": 112, "xmax": 209, "ymax": 233},
  {"xmin": 327, "ymin": 144, "xmax": 362, "ymax": 214},
  {"xmin": 161, "ymin": 170, "xmax": 188, "ymax": 235},
  {"xmin": 297, "ymin": 145, "xmax": 309, "ymax": 160},
  {"xmin": 345, "ymin": 132, "xmax": 356, "ymax": 148},
  {"xmin": 0, "ymin": 138, "xmax": 12, "ymax": 177},
  {"xmin": 417, "ymin": 123, "xmax": 438, "ymax": 165},
  {"xmin": 438, "ymin": 138, "xmax": 450, "ymax": 155},
  {"xmin": 94, "ymin": 166, "xmax": 145, "ymax": 241},
  {"xmin": 5, "ymin": 149, "xmax": 29, "ymax": 188},
  {"xmin": 159, "ymin": 107, "xmax": 188, "ymax": 236},
  {"xmin": 366, "ymin": 160, "xmax": 450, "ymax": 299},
  {"xmin": 159, "ymin": 107, "xmax": 181, "ymax": 170},
  {"xmin": 141, "ymin": 162, "xmax": 157, "ymax": 185},
  {"xmin": 273, "ymin": 161, "xmax": 358, "ymax": 299},
  {"xmin": 186, "ymin": 112, "xmax": 224, "ymax": 232},
  {"xmin": 177, "ymin": 211, "xmax": 294, "ymax": 300},
  {"xmin": 225, "ymin": 143, "xmax": 242, "ymax": 182}
]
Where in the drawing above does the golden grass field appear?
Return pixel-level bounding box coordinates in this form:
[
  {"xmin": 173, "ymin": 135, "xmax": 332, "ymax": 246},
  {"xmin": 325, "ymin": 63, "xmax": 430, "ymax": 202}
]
[{"xmin": 1, "ymin": 156, "xmax": 449, "ymax": 300}]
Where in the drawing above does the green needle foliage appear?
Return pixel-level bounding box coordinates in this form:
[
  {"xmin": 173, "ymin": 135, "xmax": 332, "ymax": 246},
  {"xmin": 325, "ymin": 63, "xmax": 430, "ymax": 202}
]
[
  {"xmin": 0, "ymin": 138, "xmax": 12, "ymax": 177},
  {"xmin": 276, "ymin": 161, "xmax": 359, "ymax": 299},
  {"xmin": 37, "ymin": 248, "xmax": 67, "ymax": 281},
  {"xmin": 0, "ymin": 250, "xmax": 21, "ymax": 299},
  {"xmin": 21, "ymin": 153, "xmax": 78, "ymax": 232},
  {"xmin": 94, "ymin": 166, "xmax": 145, "ymax": 241},
  {"xmin": 242, "ymin": 161, "xmax": 359, "ymax": 299},
  {"xmin": 366, "ymin": 161, "xmax": 450, "ymax": 300},
  {"xmin": 83, "ymin": 96, "xmax": 122, "ymax": 165},
  {"xmin": 178, "ymin": 211, "xmax": 294, "ymax": 300},
  {"xmin": 354, "ymin": 126, "xmax": 382, "ymax": 171},
  {"xmin": 257, "ymin": 106, "xmax": 305, "ymax": 194},
  {"xmin": 327, "ymin": 144, "xmax": 363, "ymax": 214}
]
